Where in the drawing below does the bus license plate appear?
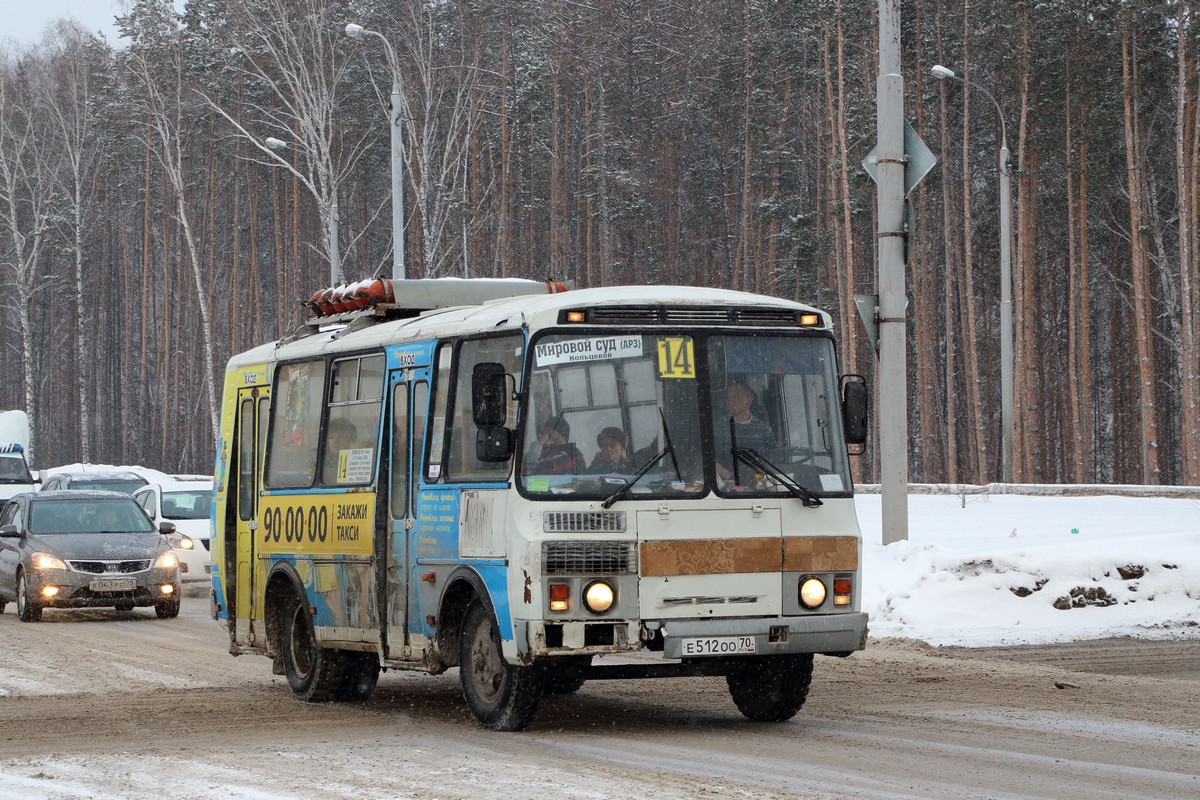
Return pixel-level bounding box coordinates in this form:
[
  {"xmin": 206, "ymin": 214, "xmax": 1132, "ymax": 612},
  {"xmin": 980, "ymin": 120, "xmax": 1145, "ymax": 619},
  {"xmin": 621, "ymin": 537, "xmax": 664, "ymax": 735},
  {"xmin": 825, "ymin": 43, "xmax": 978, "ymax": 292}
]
[
  {"xmin": 681, "ymin": 636, "xmax": 756, "ymax": 656},
  {"xmin": 90, "ymin": 578, "xmax": 136, "ymax": 592}
]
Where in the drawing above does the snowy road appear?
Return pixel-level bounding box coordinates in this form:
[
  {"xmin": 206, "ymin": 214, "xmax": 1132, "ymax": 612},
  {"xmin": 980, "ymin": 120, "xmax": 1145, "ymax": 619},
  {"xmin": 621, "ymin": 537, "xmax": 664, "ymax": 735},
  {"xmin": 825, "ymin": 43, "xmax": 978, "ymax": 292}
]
[{"xmin": 0, "ymin": 591, "xmax": 1197, "ymax": 799}]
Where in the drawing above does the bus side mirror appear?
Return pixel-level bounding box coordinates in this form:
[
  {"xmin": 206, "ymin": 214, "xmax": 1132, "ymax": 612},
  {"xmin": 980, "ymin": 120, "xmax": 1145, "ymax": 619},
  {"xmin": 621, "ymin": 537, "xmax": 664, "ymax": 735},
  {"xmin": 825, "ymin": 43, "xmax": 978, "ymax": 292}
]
[
  {"xmin": 472, "ymin": 362, "xmax": 509, "ymax": 428},
  {"xmin": 477, "ymin": 426, "xmax": 514, "ymax": 463},
  {"xmin": 841, "ymin": 374, "xmax": 869, "ymax": 447}
]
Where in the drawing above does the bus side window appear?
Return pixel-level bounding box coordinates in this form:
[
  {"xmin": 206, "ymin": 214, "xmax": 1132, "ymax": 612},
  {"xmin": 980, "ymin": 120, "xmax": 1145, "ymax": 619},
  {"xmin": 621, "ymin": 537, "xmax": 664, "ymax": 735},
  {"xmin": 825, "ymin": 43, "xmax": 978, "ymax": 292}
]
[
  {"xmin": 237, "ymin": 398, "xmax": 255, "ymax": 519},
  {"xmin": 412, "ymin": 381, "xmax": 428, "ymax": 499},
  {"xmin": 390, "ymin": 388, "xmax": 409, "ymax": 519},
  {"xmin": 266, "ymin": 359, "xmax": 325, "ymax": 488},
  {"xmin": 322, "ymin": 354, "xmax": 385, "ymax": 486},
  {"xmin": 426, "ymin": 345, "xmax": 452, "ymax": 481},
  {"xmin": 445, "ymin": 334, "xmax": 524, "ymax": 482}
]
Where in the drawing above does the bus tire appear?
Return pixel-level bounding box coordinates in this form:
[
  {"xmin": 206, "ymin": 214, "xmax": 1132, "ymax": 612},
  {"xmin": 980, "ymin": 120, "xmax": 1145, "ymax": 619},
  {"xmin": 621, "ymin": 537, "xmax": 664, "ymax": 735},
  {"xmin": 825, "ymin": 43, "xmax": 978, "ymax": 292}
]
[
  {"xmin": 459, "ymin": 599, "xmax": 544, "ymax": 731},
  {"xmin": 334, "ymin": 652, "xmax": 380, "ymax": 702},
  {"xmin": 725, "ymin": 653, "xmax": 814, "ymax": 722},
  {"xmin": 281, "ymin": 587, "xmax": 343, "ymax": 702},
  {"xmin": 17, "ymin": 571, "xmax": 42, "ymax": 622}
]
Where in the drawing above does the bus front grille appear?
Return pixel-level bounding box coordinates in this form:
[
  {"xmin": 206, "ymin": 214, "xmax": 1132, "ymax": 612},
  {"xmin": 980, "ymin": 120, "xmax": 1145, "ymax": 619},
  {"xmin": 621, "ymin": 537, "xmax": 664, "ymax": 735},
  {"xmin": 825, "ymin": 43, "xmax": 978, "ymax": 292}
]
[
  {"xmin": 543, "ymin": 541, "xmax": 637, "ymax": 576},
  {"xmin": 543, "ymin": 511, "xmax": 626, "ymax": 533}
]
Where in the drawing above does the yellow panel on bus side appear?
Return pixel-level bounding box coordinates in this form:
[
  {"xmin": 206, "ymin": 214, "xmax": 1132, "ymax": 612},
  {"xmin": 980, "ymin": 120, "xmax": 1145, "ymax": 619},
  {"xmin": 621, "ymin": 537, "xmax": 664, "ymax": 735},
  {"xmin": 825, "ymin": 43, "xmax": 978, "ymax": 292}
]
[{"xmin": 258, "ymin": 491, "xmax": 375, "ymax": 557}]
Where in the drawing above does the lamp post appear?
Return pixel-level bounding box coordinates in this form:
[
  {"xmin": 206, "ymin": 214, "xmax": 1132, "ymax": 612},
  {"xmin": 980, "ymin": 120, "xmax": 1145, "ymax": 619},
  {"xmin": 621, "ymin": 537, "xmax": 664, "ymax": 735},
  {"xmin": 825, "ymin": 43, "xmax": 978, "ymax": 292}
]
[
  {"xmin": 265, "ymin": 136, "xmax": 341, "ymax": 287},
  {"xmin": 345, "ymin": 22, "xmax": 406, "ymax": 282},
  {"xmin": 931, "ymin": 64, "xmax": 1014, "ymax": 484}
]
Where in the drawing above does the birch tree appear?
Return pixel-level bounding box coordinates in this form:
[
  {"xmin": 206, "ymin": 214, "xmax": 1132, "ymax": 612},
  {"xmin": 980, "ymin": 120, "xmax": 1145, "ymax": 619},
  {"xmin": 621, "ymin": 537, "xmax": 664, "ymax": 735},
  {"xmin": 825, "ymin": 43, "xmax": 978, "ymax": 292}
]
[
  {"xmin": 124, "ymin": 2, "xmax": 220, "ymax": 440},
  {"xmin": 40, "ymin": 22, "xmax": 107, "ymax": 463},
  {"xmin": 0, "ymin": 47, "xmax": 60, "ymax": 465}
]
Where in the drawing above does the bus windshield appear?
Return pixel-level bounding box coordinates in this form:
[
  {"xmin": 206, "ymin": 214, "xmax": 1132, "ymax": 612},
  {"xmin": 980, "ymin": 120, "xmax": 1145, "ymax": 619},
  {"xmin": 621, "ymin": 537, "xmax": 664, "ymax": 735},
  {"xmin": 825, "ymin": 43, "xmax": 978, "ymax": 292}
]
[{"xmin": 519, "ymin": 330, "xmax": 852, "ymax": 500}]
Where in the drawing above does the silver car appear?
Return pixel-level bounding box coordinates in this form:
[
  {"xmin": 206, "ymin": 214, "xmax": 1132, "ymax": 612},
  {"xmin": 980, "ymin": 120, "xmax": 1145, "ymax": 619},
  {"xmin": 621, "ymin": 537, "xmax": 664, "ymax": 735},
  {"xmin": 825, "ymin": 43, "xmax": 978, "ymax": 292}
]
[{"xmin": 0, "ymin": 491, "xmax": 181, "ymax": 621}]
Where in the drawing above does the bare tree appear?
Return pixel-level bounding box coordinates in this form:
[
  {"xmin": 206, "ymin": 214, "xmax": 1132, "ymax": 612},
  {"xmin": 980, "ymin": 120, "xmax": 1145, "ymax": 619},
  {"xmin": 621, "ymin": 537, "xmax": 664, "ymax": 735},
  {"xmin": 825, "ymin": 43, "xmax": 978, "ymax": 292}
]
[
  {"xmin": 365, "ymin": 3, "xmax": 483, "ymax": 278},
  {"xmin": 0, "ymin": 46, "xmax": 61, "ymax": 465},
  {"xmin": 216, "ymin": 0, "xmax": 364, "ymax": 285},
  {"xmin": 39, "ymin": 21, "xmax": 106, "ymax": 463},
  {"xmin": 125, "ymin": 14, "xmax": 220, "ymax": 440}
]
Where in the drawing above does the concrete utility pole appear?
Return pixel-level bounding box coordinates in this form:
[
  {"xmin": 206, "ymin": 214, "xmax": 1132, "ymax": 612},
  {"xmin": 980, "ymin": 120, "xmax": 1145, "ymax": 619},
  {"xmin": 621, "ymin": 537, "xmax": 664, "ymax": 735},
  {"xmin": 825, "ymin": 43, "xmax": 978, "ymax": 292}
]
[
  {"xmin": 877, "ymin": 0, "xmax": 909, "ymax": 545},
  {"xmin": 346, "ymin": 23, "xmax": 407, "ymax": 281}
]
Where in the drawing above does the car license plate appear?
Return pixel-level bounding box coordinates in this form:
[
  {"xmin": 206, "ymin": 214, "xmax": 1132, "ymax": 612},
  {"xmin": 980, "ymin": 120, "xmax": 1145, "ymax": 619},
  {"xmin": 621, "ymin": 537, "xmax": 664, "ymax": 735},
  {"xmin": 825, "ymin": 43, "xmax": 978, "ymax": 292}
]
[
  {"xmin": 90, "ymin": 578, "xmax": 136, "ymax": 592},
  {"xmin": 681, "ymin": 636, "xmax": 756, "ymax": 656}
]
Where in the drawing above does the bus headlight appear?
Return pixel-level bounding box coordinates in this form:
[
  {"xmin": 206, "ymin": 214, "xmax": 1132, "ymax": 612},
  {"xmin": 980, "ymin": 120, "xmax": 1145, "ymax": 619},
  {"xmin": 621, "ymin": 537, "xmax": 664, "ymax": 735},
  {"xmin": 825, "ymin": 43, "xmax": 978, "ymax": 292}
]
[
  {"xmin": 799, "ymin": 577, "xmax": 827, "ymax": 609},
  {"xmin": 582, "ymin": 581, "xmax": 615, "ymax": 615}
]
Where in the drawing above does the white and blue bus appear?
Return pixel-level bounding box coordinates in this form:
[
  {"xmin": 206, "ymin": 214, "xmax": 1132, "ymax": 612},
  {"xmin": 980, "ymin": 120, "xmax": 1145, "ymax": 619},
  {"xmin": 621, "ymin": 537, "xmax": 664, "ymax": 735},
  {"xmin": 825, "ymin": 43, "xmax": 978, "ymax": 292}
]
[{"xmin": 211, "ymin": 278, "xmax": 869, "ymax": 730}]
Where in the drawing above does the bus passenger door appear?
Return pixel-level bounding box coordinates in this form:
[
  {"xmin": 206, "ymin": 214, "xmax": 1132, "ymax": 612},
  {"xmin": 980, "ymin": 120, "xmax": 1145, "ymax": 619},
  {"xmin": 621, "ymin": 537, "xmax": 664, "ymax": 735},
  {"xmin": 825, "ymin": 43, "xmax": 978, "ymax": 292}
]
[
  {"xmin": 234, "ymin": 388, "xmax": 269, "ymax": 645},
  {"xmin": 384, "ymin": 372, "xmax": 428, "ymax": 660}
]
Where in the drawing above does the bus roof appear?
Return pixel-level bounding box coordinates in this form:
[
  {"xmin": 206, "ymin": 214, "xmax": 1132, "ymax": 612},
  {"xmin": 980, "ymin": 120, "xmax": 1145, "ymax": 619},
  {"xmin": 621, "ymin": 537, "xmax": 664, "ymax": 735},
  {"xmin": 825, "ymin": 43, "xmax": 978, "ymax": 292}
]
[{"xmin": 226, "ymin": 284, "xmax": 830, "ymax": 369}]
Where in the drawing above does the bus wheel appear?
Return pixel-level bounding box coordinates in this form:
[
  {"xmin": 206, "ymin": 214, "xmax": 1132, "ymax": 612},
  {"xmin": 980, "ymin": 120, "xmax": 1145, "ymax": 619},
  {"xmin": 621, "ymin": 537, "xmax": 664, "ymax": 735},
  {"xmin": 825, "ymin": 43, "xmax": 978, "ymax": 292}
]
[
  {"xmin": 334, "ymin": 652, "xmax": 380, "ymax": 702},
  {"xmin": 280, "ymin": 588, "xmax": 343, "ymax": 702},
  {"xmin": 725, "ymin": 654, "xmax": 814, "ymax": 722},
  {"xmin": 459, "ymin": 599, "xmax": 544, "ymax": 731},
  {"xmin": 17, "ymin": 571, "xmax": 42, "ymax": 622}
]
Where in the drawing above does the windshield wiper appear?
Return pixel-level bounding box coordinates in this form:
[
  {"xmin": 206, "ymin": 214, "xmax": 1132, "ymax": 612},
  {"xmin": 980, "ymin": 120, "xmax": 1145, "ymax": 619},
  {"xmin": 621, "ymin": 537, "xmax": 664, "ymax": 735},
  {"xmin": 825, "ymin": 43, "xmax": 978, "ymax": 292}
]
[
  {"xmin": 731, "ymin": 447, "xmax": 823, "ymax": 508},
  {"xmin": 601, "ymin": 444, "xmax": 673, "ymax": 509}
]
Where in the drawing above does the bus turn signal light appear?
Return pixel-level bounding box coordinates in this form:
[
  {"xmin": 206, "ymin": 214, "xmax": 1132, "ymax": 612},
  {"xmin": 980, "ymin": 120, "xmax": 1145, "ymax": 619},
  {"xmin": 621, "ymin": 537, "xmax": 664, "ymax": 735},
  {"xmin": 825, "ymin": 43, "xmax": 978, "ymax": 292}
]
[
  {"xmin": 549, "ymin": 583, "xmax": 570, "ymax": 612},
  {"xmin": 833, "ymin": 578, "xmax": 852, "ymax": 606}
]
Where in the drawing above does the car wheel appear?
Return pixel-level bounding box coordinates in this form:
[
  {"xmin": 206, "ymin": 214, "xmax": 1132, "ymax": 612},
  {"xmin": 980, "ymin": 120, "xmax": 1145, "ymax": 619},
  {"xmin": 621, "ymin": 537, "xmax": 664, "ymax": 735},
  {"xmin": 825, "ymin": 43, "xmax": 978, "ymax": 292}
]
[
  {"xmin": 725, "ymin": 654, "xmax": 814, "ymax": 722},
  {"xmin": 154, "ymin": 597, "xmax": 180, "ymax": 619},
  {"xmin": 280, "ymin": 586, "xmax": 344, "ymax": 702},
  {"xmin": 334, "ymin": 652, "xmax": 380, "ymax": 702},
  {"xmin": 16, "ymin": 571, "xmax": 42, "ymax": 623},
  {"xmin": 459, "ymin": 598, "xmax": 544, "ymax": 731}
]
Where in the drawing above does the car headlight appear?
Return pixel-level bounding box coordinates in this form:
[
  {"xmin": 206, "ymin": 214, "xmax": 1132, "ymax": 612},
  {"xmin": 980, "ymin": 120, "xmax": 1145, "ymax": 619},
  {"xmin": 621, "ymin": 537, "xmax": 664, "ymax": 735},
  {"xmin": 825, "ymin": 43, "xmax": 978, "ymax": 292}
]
[
  {"xmin": 168, "ymin": 534, "xmax": 195, "ymax": 550},
  {"xmin": 32, "ymin": 552, "xmax": 66, "ymax": 571},
  {"xmin": 799, "ymin": 577, "xmax": 827, "ymax": 609},
  {"xmin": 154, "ymin": 551, "xmax": 179, "ymax": 570}
]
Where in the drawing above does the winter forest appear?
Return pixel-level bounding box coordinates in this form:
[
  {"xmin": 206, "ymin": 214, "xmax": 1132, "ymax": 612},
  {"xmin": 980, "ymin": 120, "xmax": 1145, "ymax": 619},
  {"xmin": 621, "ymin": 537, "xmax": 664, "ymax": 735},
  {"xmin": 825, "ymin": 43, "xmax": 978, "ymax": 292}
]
[{"xmin": 0, "ymin": 0, "xmax": 1198, "ymax": 487}]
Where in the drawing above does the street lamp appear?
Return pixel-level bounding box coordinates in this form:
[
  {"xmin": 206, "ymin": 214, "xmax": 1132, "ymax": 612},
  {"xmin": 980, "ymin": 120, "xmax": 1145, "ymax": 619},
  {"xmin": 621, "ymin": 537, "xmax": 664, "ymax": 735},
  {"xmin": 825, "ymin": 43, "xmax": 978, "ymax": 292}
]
[
  {"xmin": 265, "ymin": 136, "xmax": 341, "ymax": 287},
  {"xmin": 931, "ymin": 63, "xmax": 1014, "ymax": 484},
  {"xmin": 346, "ymin": 22, "xmax": 406, "ymax": 282}
]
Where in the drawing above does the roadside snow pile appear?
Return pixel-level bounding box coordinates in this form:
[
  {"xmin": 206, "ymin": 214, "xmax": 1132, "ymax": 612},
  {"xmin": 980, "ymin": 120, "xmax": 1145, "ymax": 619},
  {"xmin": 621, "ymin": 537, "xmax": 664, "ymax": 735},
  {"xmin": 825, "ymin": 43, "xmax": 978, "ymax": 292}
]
[{"xmin": 855, "ymin": 492, "xmax": 1200, "ymax": 647}]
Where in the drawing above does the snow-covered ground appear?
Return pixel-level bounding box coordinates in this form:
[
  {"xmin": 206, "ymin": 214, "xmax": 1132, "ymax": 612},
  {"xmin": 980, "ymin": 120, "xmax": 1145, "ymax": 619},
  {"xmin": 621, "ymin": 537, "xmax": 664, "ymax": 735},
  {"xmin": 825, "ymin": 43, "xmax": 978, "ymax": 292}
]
[{"xmin": 856, "ymin": 488, "xmax": 1200, "ymax": 647}]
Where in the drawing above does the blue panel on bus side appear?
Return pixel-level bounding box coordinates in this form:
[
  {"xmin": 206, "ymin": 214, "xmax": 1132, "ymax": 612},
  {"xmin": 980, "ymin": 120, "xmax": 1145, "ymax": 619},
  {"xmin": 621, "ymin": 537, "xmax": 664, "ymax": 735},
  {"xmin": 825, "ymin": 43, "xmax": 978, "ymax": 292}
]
[
  {"xmin": 386, "ymin": 341, "xmax": 435, "ymax": 371},
  {"xmin": 412, "ymin": 487, "xmax": 460, "ymax": 560},
  {"xmin": 475, "ymin": 564, "xmax": 512, "ymax": 640}
]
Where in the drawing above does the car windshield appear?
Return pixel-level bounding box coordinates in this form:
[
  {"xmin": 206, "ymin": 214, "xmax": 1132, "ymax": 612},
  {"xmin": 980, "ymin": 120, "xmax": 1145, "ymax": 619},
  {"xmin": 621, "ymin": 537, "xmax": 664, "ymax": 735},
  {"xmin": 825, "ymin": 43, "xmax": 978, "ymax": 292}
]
[
  {"xmin": 70, "ymin": 479, "xmax": 146, "ymax": 494},
  {"xmin": 30, "ymin": 497, "xmax": 155, "ymax": 534},
  {"xmin": 519, "ymin": 330, "xmax": 852, "ymax": 500},
  {"xmin": 161, "ymin": 489, "xmax": 211, "ymax": 520},
  {"xmin": 0, "ymin": 454, "xmax": 32, "ymax": 484}
]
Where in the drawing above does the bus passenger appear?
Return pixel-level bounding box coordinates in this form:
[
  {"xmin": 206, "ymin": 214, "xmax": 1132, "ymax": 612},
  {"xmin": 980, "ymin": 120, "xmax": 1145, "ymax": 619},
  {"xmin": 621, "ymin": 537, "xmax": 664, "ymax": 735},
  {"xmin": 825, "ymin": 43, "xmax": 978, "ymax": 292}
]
[{"xmin": 589, "ymin": 426, "xmax": 630, "ymax": 474}]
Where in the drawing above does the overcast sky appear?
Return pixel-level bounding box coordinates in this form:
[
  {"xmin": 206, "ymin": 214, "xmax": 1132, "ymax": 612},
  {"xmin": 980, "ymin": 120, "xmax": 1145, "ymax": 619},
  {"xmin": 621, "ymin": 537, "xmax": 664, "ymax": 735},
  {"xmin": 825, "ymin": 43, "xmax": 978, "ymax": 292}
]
[{"xmin": 0, "ymin": 0, "xmax": 126, "ymax": 46}]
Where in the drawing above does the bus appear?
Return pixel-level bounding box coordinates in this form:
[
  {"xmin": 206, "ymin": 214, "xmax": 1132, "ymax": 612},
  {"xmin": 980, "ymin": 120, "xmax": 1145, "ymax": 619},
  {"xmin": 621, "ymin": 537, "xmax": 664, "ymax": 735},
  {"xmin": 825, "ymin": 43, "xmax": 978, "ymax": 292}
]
[{"xmin": 210, "ymin": 278, "xmax": 870, "ymax": 731}]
